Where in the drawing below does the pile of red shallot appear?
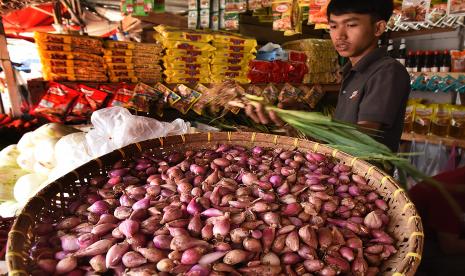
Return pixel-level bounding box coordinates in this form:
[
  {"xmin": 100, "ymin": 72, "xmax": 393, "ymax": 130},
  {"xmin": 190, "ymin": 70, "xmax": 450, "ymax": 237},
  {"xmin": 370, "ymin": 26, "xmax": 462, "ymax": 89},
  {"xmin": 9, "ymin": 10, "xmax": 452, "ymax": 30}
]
[{"xmin": 30, "ymin": 145, "xmax": 397, "ymax": 276}]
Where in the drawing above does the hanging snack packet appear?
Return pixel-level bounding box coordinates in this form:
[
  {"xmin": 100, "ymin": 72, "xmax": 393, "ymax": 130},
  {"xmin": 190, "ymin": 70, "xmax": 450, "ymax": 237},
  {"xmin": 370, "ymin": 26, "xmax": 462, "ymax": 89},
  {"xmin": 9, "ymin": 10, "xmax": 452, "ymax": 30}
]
[
  {"xmin": 70, "ymin": 93, "xmax": 92, "ymax": 119},
  {"xmin": 127, "ymin": 83, "xmax": 163, "ymax": 114},
  {"xmin": 78, "ymin": 84, "xmax": 108, "ymax": 111},
  {"xmin": 401, "ymin": 0, "xmax": 431, "ymax": 22},
  {"xmin": 437, "ymin": 75, "xmax": 457, "ymax": 93},
  {"xmin": 192, "ymin": 84, "xmax": 212, "ymax": 115},
  {"xmin": 308, "ymin": 0, "xmax": 329, "ymax": 25},
  {"xmin": 154, "ymin": 82, "xmax": 182, "ymax": 106},
  {"xmin": 172, "ymin": 85, "xmax": 203, "ymax": 114},
  {"xmin": 35, "ymin": 82, "xmax": 80, "ymax": 116},
  {"xmin": 109, "ymin": 84, "xmax": 135, "ymax": 107},
  {"xmin": 246, "ymin": 85, "xmax": 263, "ymax": 97},
  {"xmin": 262, "ymin": 83, "xmax": 279, "ymax": 105},
  {"xmin": 272, "ymin": 0, "xmax": 294, "ymax": 31},
  {"xmin": 279, "ymin": 83, "xmax": 301, "ymax": 103},
  {"xmin": 299, "ymin": 85, "xmax": 325, "ymax": 109}
]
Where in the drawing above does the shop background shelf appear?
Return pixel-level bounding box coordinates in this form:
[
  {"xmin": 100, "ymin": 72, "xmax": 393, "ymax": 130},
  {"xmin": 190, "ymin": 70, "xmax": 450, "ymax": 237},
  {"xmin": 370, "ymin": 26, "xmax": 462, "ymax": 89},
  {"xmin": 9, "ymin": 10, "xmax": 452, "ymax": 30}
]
[{"xmin": 401, "ymin": 132, "xmax": 465, "ymax": 148}]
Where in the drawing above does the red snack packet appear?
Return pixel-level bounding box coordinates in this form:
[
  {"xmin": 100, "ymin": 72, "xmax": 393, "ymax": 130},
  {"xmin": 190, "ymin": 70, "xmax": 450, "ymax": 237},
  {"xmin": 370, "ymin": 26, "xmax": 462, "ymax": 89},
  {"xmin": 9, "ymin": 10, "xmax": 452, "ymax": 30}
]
[
  {"xmin": 34, "ymin": 82, "xmax": 80, "ymax": 116},
  {"xmin": 78, "ymin": 84, "xmax": 108, "ymax": 111},
  {"xmin": 248, "ymin": 60, "xmax": 272, "ymax": 83},
  {"xmin": 70, "ymin": 93, "xmax": 92, "ymax": 117},
  {"xmin": 109, "ymin": 84, "xmax": 135, "ymax": 107}
]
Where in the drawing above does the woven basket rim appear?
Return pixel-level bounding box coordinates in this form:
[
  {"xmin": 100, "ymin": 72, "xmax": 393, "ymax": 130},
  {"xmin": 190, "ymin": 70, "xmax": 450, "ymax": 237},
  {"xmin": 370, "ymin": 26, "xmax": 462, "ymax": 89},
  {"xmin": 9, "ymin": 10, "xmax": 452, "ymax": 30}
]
[{"xmin": 6, "ymin": 132, "xmax": 424, "ymax": 276}]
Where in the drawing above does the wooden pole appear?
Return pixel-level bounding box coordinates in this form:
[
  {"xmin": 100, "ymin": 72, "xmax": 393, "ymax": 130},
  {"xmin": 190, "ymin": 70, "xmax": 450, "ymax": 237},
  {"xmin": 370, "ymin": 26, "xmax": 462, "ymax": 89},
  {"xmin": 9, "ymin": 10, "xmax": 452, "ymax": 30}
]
[{"xmin": 0, "ymin": 16, "xmax": 21, "ymax": 117}]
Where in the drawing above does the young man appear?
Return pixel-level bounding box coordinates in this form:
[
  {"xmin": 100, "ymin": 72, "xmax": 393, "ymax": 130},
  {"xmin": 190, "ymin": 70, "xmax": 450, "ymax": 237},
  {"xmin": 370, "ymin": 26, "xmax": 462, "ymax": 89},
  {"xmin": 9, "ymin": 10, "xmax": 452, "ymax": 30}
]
[{"xmin": 246, "ymin": 0, "xmax": 411, "ymax": 152}]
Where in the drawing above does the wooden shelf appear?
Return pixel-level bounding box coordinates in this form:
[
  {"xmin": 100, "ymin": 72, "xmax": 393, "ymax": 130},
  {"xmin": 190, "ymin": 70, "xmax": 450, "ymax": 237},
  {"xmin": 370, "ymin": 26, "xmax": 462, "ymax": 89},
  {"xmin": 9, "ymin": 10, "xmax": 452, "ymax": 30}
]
[
  {"xmin": 410, "ymin": 72, "xmax": 465, "ymax": 78},
  {"xmin": 401, "ymin": 132, "xmax": 465, "ymax": 148}
]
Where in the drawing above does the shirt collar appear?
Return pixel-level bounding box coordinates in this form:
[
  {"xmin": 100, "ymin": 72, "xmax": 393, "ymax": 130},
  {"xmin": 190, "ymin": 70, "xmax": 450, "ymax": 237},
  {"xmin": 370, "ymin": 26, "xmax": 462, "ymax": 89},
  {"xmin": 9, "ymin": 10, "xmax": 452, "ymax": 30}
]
[{"xmin": 341, "ymin": 47, "xmax": 388, "ymax": 77}]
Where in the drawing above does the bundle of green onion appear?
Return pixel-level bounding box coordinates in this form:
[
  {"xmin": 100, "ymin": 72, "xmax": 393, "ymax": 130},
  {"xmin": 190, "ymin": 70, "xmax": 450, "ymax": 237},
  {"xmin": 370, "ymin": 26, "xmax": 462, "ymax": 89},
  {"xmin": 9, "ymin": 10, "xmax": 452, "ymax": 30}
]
[{"xmin": 266, "ymin": 106, "xmax": 462, "ymax": 219}]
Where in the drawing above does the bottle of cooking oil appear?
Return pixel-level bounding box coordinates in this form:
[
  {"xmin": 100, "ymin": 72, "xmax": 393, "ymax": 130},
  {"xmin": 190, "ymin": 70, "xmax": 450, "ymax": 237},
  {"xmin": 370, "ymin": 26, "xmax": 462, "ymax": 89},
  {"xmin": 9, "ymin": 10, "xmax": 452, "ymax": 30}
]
[
  {"xmin": 431, "ymin": 104, "xmax": 451, "ymax": 137},
  {"xmin": 413, "ymin": 104, "xmax": 433, "ymax": 135}
]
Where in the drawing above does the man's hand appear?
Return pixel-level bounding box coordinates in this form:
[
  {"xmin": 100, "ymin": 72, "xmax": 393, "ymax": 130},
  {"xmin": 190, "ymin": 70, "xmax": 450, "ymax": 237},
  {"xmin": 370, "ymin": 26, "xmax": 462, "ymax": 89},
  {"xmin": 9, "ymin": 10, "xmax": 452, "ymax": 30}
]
[{"xmin": 245, "ymin": 99, "xmax": 308, "ymax": 127}]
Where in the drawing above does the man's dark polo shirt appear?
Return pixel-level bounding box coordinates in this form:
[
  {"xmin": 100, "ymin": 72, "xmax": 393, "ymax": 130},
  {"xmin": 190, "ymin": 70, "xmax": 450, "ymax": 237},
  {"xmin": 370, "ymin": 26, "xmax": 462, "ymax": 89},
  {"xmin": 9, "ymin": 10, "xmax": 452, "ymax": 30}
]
[{"xmin": 334, "ymin": 47, "xmax": 411, "ymax": 152}]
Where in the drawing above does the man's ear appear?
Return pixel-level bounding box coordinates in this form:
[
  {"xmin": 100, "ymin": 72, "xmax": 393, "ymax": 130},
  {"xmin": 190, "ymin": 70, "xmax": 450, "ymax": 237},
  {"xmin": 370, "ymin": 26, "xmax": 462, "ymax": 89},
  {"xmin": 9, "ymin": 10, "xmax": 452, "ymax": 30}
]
[{"xmin": 374, "ymin": 20, "xmax": 387, "ymax": 37}]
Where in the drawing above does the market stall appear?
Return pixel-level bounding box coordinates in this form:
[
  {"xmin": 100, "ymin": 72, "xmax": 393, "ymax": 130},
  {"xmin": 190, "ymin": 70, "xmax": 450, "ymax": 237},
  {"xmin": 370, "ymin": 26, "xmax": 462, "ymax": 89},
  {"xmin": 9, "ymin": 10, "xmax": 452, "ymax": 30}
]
[{"xmin": 0, "ymin": 0, "xmax": 464, "ymax": 275}]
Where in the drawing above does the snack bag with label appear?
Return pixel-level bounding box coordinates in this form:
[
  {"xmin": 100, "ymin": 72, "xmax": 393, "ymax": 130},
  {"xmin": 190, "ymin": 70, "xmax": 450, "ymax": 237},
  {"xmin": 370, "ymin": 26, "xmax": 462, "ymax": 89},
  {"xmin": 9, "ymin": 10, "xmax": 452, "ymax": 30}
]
[
  {"xmin": 172, "ymin": 84, "xmax": 203, "ymax": 114},
  {"xmin": 35, "ymin": 82, "xmax": 81, "ymax": 116}
]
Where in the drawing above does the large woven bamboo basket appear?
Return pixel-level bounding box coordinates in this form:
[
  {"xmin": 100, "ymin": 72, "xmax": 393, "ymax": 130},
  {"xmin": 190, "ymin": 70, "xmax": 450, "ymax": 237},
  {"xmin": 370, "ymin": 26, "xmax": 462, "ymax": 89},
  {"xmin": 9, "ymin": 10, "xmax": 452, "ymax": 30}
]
[
  {"xmin": 6, "ymin": 132, "xmax": 423, "ymax": 276},
  {"xmin": 1, "ymin": 217, "xmax": 14, "ymax": 261}
]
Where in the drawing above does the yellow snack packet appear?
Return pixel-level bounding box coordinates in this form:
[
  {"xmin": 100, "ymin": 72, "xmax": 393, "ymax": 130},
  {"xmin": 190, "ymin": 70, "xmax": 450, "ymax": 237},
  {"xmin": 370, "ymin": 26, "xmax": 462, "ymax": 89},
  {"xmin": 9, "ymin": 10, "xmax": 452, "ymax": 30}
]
[
  {"xmin": 191, "ymin": 84, "xmax": 212, "ymax": 115},
  {"xmin": 154, "ymin": 25, "xmax": 214, "ymax": 43},
  {"xmin": 108, "ymin": 70, "xmax": 136, "ymax": 78},
  {"xmin": 163, "ymin": 55, "xmax": 210, "ymax": 65},
  {"xmin": 213, "ymin": 44, "xmax": 257, "ymax": 53},
  {"xmin": 166, "ymin": 49, "xmax": 212, "ymax": 58},
  {"xmin": 34, "ymin": 32, "xmax": 102, "ymax": 48},
  {"xmin": 40, "ymin": 51, "xmax": 105, "ymax": 62},
  {"xmin": 165, "ymin": 77, "xmax": 210, "ymax": 84},
  {"xmin": 109, "ymin": 76, "xmax": 138, "ymax": 83},
  {"xmin": 172, "ymin": 84, "xmax": 203, "ymax": 114},
  {"xmin": 211, "ymin": 64, "xmax": 247, "ymax": 72},
  {"xmin": 213, "ymin": 34, "xmax": 258, "ymax": 48},
  {"xmin": 154, "ymin": 82, "xmax": 182, "ymax": 105},
  {"xmin": 42, "ymin": 59, "xmax": 104, "ymax": 68},
  {"xmin": 158, "ymin": 38, "xmax": 216, "ymax": 52},
  {"xmin": 210, "ymin": 56, "xmax": 252, "ymax": 65}
]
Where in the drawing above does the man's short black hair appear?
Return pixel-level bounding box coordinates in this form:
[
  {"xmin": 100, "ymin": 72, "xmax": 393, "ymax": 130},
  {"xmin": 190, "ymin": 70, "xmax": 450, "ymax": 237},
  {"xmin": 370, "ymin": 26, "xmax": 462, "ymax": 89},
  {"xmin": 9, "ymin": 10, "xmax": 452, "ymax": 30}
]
[{"xmin": 327, "ymin": 0, "xmax": 394, "ymax": 22}]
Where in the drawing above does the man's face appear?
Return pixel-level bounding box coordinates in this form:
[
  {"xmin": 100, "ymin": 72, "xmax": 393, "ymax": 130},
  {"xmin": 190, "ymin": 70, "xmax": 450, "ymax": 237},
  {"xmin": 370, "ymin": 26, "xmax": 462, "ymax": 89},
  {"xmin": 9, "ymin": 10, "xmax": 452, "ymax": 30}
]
[{"xmin": 329, "ymin": 13, "xmax": 380, "ymax": 58}]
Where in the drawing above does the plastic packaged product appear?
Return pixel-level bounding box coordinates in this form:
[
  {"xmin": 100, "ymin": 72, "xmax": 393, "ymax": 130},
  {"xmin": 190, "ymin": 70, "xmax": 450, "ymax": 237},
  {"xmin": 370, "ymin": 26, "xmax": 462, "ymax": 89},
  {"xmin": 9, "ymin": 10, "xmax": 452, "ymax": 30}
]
[
  {"xmin": 192, "ymin": 83, "xmax": 212, "ymax": 115},
  {"xmin": 43, "ymin": 71, "xmax": 108, "ymax": 82},
  {"xmin": 134, "ymin": 67, "xmax": 163, "ymax": 74},
  {"xmin": 449, "ymin": 105, "xmax": 465, "ymax": 139},
  {"xmin": 133, "ymin": 56, "xmax": 162, "ymax": 65},
  {"xmin": 35, "ymin": 82, "xmax": 81, "ymax": 116},
  {"xmin": 104, "ymin": 56, "xmax": 133, "ymax": 64},
  {"xmin": 200, "ymin": 9, "xmax": 210, "ymax": 29},
  {"xmin": 200, "ymin": 0, "xmax": 211, "ymax": 9},
  {"xmin": 431, "ymin": 104, "xmax": 451, "ymax": 137},
  {"xmin": 134, "ymin": 63, "xmax": 163, "ymax": 70},
  {"xmin": 225, "ymin": 0, "xmax": 247, "ymax": 12},
  {"xmin": 108, "ymin": 70, "xmax": 136, "ymax": 78},
  {"xmin": 211, "ymin": 64, "xmax": 246, "ymax": 72},
  {"xmin": 246, "ymin": 85, "xmax": 263, "ymax": 97},
  {"xmin": 104, "ymin": 40, "xmax": 136, "ymax": 49},
  {"xmin": 154, "ymin": 82, "xmax": 182, "ymax": 106},
  {"xmin": 40, "ymin": 51, "xmax": 105, "ymax": 62},
  {"xmin": 155, "ymin": 25, "xmax": 214, "ymax": 43},
  {"xmin": 211, "ymin": 56, "xmax": 251, "ymax": 65},
  {"xmin": 134, "ymin": 43, "xmax": 163, "ymax": 52},
  {"xmin": 103, "ymin": 49, "xmax": 133, "ymax": 56},
  {"xmin": 127, "ymin": 82, "xmax": 163, "ymax": 113},
  {"xmin": 211, "ymin": 12, "xmax": 220, "ymax": 30},
  {"xmin": 188, "ymin": 0, "xmax": 199, "ymax": 10},
  {"xmin": 404, "ymin": 102, "xmax": 415, "ymax": 133},
  {"xmin": 451, "ymin": 50, "xmax": 465, "ymax": 72},
  {"xmin": 165, "ymin": 68, "xmax": 211, "ymax": 77},
  {"xmin": 279, "ymin": 83, "xmax": 301, "ymax": 103},
  {"xmin": 34, "ymin": 32, "xmax": 102, "ymax": 48},
  {"xmin": 213, "ymin": 34, "xmax": 258, "ymax": 47},
  {"xmin": 262, "ymin": 83, "xmax": 279, "ymax": 105},
  {"xmin": 160, "ymin": 40, "xmax": 216, "ymax": 52},
  {"xmin": 413, "ymin": 104, "xmax": 434, "ymax": 135},
  {"xmin": 213, "ymin": 44, "xmax": 257, "ymax": 53},
  {"xmin": 188, "ymin": 10, "xmax": 199, "ymax": 29},
  {"xmin": 272, "ymin": 0, "xmax": 294, "ymax": 31},
  {"xmin": 213, "ymin": 51, "xmax": 254, "ymax": 60},
  {"xmin": 79, "ymin": 85, "xmax": 109, "ymax": 110},
  {"xmin": 44, "ymin": 66, "xmax": 106, "ymax": 75},
  {"xmin": 211, "ymin": 74, "xmax": 249, "ymax": 84},
  {"xmin": 224, "ymin": 12, "xmax": 240, "ymax": 30},
  {"xmin": 37, "ymin": 42, "xmax": 102, "ymax": 55},
  {"xmin": 109, "ymin": 76, "xmax": 138, "ymax": 83},
  {"xmin": 401, "ymin": 0, "xmax": 431, "ymax": 22},
  {"xmin": 166, "ymin": 77, "xmax": 211, "ymax": 84},
  {"xmin": 166, "ymin": 49, "xmax": 212, "ymax": 57},
  {"xmin": 308, "ymin": 0, "xmax": 329, "ymax": 25},
  {"xmin": 172, "ymin": 84, "xmax": 203, "ymax": 114},
  {"xmin": 109, "ymin": 84, "xmax": 134, "ymax": 107},
  {"xmin": 299, "ymin": 85, "xmax": 325, "ymax": 109},
  {"xmin": 42, "ymin": 59, "xmax": 104, "ymax": 68},
  {"xmin": 106, "ymin": 63, "xmax": 135, "ymax": 71},
  {"xmin": 164, "ymin": 55, "xmax": 210, "ymax": 65}
]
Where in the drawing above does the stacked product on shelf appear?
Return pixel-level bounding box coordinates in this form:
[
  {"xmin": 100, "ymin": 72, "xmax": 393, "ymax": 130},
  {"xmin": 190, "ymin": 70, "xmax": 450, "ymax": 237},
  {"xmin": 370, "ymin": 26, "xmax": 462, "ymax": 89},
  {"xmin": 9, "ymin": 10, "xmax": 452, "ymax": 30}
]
[
  {"xmin": 155, "ymin": 25, "xmax": 215, "ymax": 84},
  {"xmin": 283, "ymin": 39, "xmax": 339, "ymax": 84},
  {"xmin": 211, "ymin": 33, "xmax": 257, "ymax": 84},
  {"xmin": 35, "ymin": 32, "xmax": 107, "ymax": 82},
  {"xmin": 103, "ymin": 41, "xmax": 163, "ymax": 83}
]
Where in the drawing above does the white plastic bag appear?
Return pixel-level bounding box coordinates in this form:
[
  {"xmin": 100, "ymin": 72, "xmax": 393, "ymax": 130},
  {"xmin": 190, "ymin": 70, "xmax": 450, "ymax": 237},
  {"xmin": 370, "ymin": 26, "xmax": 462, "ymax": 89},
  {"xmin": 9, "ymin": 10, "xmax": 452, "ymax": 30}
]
[{"xmin": 86, "ymin": 107, "xmax": 190, "ymax": 157}]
